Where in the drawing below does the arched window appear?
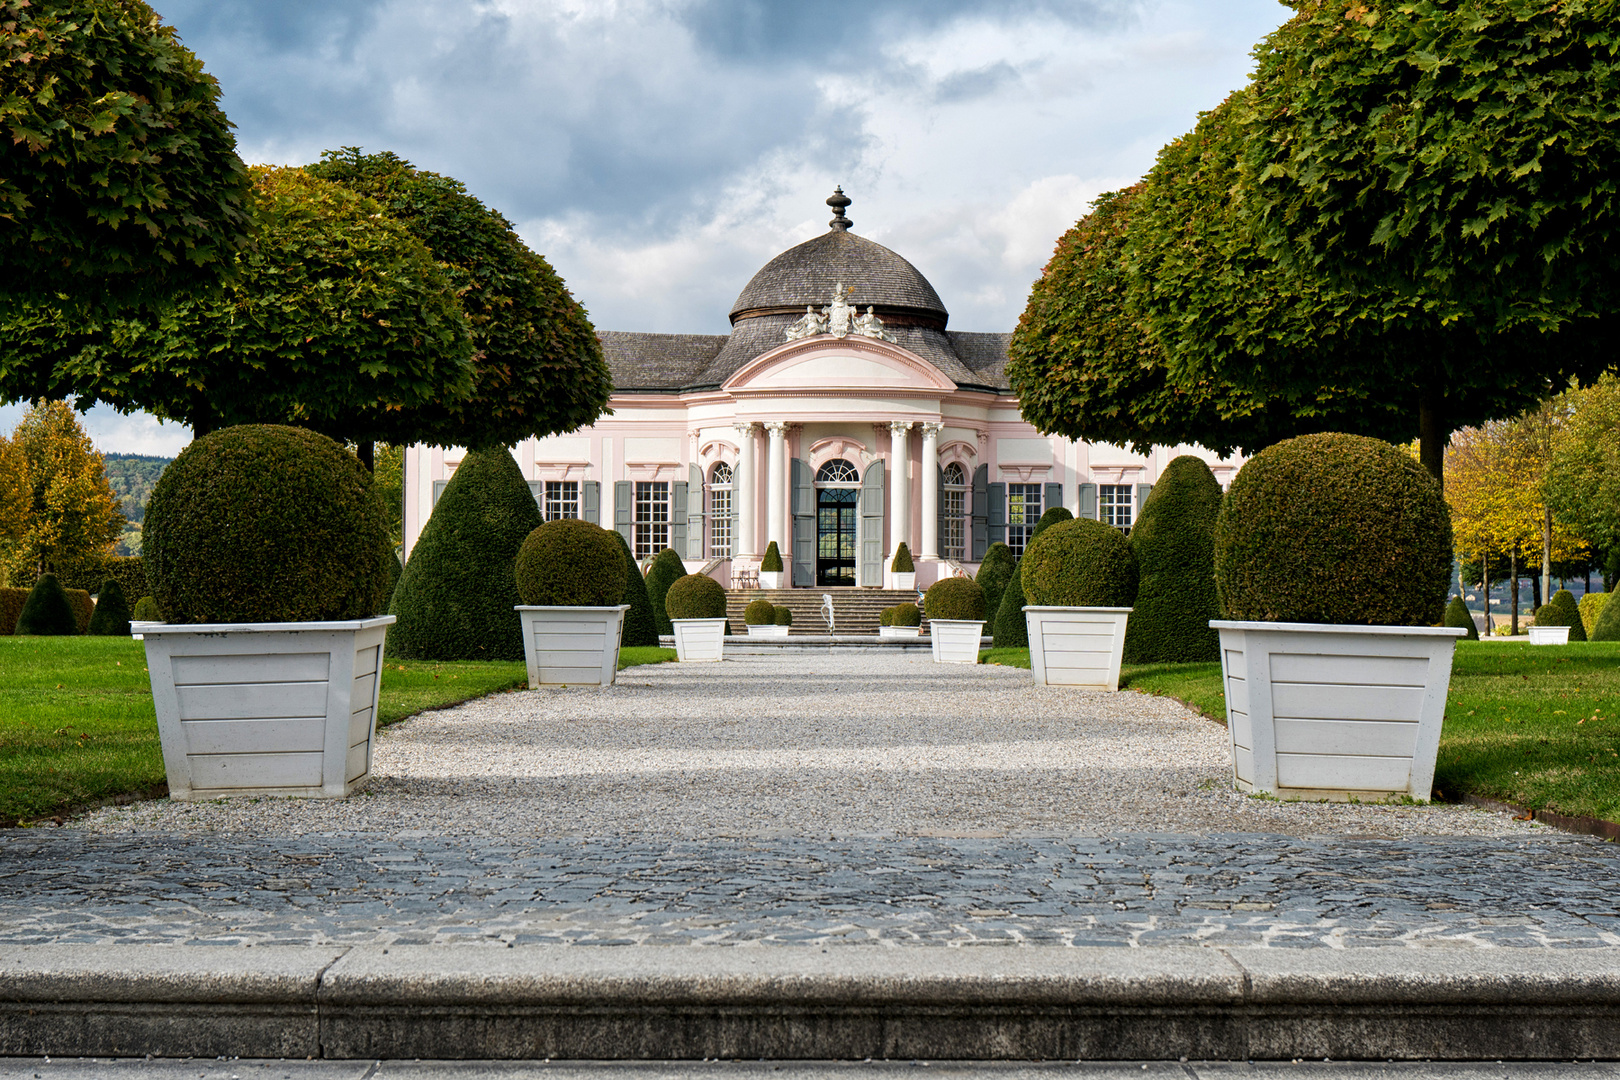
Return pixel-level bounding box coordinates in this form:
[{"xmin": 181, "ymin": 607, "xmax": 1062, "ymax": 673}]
[
  {"xmin": 816, "ymin": 458, "xmax": 860, "ymax": 485},
  {"xmin": 942, "ymin": 462, "xmax": 968, "ymax": 561},
  {"xmin": 707, "ymin": 461, "xmax": 733, "ymax": 558}
]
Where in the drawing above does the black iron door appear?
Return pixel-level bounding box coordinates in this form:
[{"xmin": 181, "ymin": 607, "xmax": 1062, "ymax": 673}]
[{"xmin": 816, "ymin": 488, "xmax": 858, "ymax": 586}]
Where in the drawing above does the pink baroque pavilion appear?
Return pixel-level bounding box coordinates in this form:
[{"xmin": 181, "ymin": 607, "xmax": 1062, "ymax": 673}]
[{"xmin": 402, "ymin": 190, "xmax": 1240, "ymax": 590}]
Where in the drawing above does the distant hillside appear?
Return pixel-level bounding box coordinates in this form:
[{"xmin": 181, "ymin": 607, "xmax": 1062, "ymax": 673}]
[{"xmin": 103, "ymin": 454, "xmax": 171, "ymax": 525}]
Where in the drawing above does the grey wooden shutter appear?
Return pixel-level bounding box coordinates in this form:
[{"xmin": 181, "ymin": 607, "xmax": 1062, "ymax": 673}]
[
  {"xmin": 1135, "ymin": 483, "xmax": 1154, "ymax": 524},
  {"xmin": 937, "ymin": 465, "xmax": 947, "ymax": 560},
  {"xmin": 527, "ymin": 481, "xmax": 544, "ymax": 514},
  {"xmin": 686, "ymin": 465, "xmax": 705, "ymax": 559},
  {"xmin": 1078, "ymin": 482, "xmax": 1098, "ymax": 520},
  {"xmin": 1044, "ymin": 482, "xmax": 1062, "ymax": 518},
  {"xmin": 671, "ymin": 481, "xmax": 688, "ymax": 556},
  {"xmin": 614, "ymin": 480, "xmax": 633, "ymax": 547},
  {"xmin": 988, "ymin": 482, "xmax": 1007, "ymax": 546},
  {"xmin": 582, "ymin": 481, "xmax": 600, "ymax": 524},
  {"xmin": 971, "ymin": 464, "xmax": 989, "ymax": 560},
  {"xmin": 791, "ymin": 458, "xmax": 815, "ymax": 586},
  {"xmin": 859, "ymin": 460, "xmax": 885, "ymax": 587}
]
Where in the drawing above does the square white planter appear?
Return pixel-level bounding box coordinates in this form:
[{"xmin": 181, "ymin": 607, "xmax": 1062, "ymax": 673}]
[
  {"xmin": 879, "ymin": 626, "xmax": 921, "ymax": 639},
  {"xmin": 671, "ymin": 618, "xmax": 727, "ymax": 661},
  {"xmin": 515, "ymin": 605, "xmax": 629, "ymax": 687},
  {"xmin": 137, "ymin": 616, "xmax": 395, "ymax": 802},
  {"xmin": 1024, "ymin": 606, "xmax": 1131, "ymax": 690},
  {"xmin": 930, "ymin": 619, "xmax": 984, "ymax": 664},
  {"xmin": 746, "ymin": 623, "xmax": 790, "ymax": 638},
  {"xmin": 888, "ymin": 571, "xmax": 916, "ymax": 591},
  {"xmin": 1211, "ymin": 620, "xmax": 1467, "ymax": 803},
  {"xmin": 758, "ymin": 571, "xmax": 785, "ymax": 589},
  {"xmin": 1528, "ymin": 625, "xmax": 1570, "ymax": 645}
]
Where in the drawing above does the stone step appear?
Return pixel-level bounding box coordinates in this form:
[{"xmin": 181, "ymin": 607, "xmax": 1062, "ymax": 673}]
[{"xmin": 724, "ymin": 589, "xmax": 928, "ymax": 633}]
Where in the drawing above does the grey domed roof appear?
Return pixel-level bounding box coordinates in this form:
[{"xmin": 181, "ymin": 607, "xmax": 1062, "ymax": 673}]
[{"xmin": 729, "ymin": 191, "xmax": 948, "ymax": 328}]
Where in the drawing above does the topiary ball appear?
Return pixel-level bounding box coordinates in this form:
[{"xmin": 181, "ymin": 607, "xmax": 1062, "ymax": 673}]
[
  {"xmin": 1215, "ymin": 433, "xmax": 1452, "ymax": 626},
  {"xmin": 87, "ymin": 579, "xmax": 133, "ymax": 637},
  {"xmin": 879, "ymin": 605, "xmax": 895, "ymax": 627},
  {"xmin": 744, "ymin": 598, "xmax": 776, "ymax": 625},
  {"xmin": 665, "ymin": 573, "xmax": 727, "ymax": 620},
  {"xmin": 645, "ymin": 548, "xmax": 686, "ymax": 636},
  {"xmin": 132, "ymin": 596, "xmax": 164, "ymax": 622},
  {"xmin": 1535, "ymin": 589, "xmax": 1587, "ymax": 642},
  {"xmin": 1032, "ymin": 506, "xmax": 1073, "ymax": 539},
  {"xmin": 774, "ymin": 606, "xmax": 793, "ymax": 626},
  {"xmin": 974, "ymin": 543, "xmax": 1016, "ymax": 620},
  {"xmin": 17, "ymin": 573, "xmax": 77, "ymax": 635},
  {"xmin": 514, "ymin": 519, "xmax": 627, "ymax": 606},
  {"xmin": 925, "ymin": 577, "xmax": 986, "ymax": 622},
  {"xmin": 891, "ymin": 542, "xmax": 914, "ymax": 573},
  {"xmin": 893, "ymin": 601, "xmax": 922, "ymax": 627},
  {"xmin": 144, "ymin": 425, "xmax": 390, "ymax": 623},
  {"xmin": 1020, "ymin": 518, "xmax": 1138, "ymax": 608},
  {"xmin": 1443, "ymin": 596, "xmax": 1480, "ymax": 641}
]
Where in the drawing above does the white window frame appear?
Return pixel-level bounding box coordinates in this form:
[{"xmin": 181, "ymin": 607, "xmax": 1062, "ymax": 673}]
[
  {"xmin": 942, "ymin": 462, "xmax": 967, "ymax": 562},
  {"xmin": 707, "ymin": 462, "xmax": 733, "ymax": 559},
  {"xmin": 544, "ymin": 480, "xmax": 580, "ymax": 522},
  {"xmin": 634, "ymin": 481, "xmax": 671, "ymax": 560},
  {"xmin": 1007, "ymin": 483, "xmax": 1043, "ymax": 557},
  {"xmin": 1100, "ymin": 484, "xmax": 1134, "ymax": 531}
]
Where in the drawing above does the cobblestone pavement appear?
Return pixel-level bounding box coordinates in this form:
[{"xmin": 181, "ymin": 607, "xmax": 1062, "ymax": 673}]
[{"xmin": 4, "ymin": 830, "xmax": 1618, "ymax": 949}]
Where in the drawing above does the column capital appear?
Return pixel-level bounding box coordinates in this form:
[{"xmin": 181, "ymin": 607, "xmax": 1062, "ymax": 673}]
[
  {"xmin": 920, "ymin": 420, "xmax": 945, "ymax": 438},
  {"xmin": 732, "ymin": 421, "xmax": 758, "ymax": 438},
  {"xmin": 888, "ymin": 419, "xmax": 915, "ymax": 436},
  {"xmin": 763, "ymin": 420, "xmax": 790, "ymax": 436}
]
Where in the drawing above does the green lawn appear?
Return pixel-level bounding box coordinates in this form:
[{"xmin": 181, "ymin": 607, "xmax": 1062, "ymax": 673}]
[
  {"xmin": 982, "ymin": 642, "xmax": 1620, "ymax": 822},
  {"xmin": 0, "ymin": 638, "xmax": 675, "ymax": 825}
]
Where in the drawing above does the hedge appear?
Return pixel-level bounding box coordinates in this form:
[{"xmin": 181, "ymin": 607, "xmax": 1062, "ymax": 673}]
[
  {"xmin": 0, "ymin": 588, "xmax": 26, "ymax": 634},
  {"xmin": 1122, "ymin": 455, "xmax": 1222, "ymax": 663}
]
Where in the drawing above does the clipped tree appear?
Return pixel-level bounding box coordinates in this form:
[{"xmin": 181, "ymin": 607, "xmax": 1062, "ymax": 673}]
[
  {"xmin": 16, "ymin": 572, "xmax": 75, "ymax": 635},
  {"xmin": 975, "ymin": 542, "xmax": 1016, "ymax": 624},
  {"xmin": 387, "ymin": 447, "xmax": 539, "ymax": 660},
  {"xmin": 1443, "ymin": 596, "xmax": 1480, "ymax": 641},
  {"xmin": 615, "ymin": 533, "xmax": 660, "ymax": 647},
  {"xmin": 1121, "ymin": 456, "xmax": 1223, "ymax": 664},
  {"xmin": 86, "ymin": 578, "xmax": 131, "ymax": 636},
  {"xmin": 0, "ymin": 0, "xmax": 252, "ymax": 306},
  {"xmin": 644, "ymin": 548, "xmax": 685, "ymax": 636}
]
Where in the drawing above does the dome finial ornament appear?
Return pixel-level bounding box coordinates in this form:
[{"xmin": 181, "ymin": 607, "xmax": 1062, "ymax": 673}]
[{"xmin": 827, "ymin": 186, "xmax": 853, "ymax": 232}]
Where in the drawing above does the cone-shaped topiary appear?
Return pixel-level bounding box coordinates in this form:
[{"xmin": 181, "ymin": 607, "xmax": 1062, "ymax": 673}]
[
  {"xmin": 1579, "ymin": 592, "xmax": 1610, "ymax": 636},
  {"xmin": 17, "ymin": 573, "xmax": 77, "ymax": 635},
  {"xmin": 761, "ymin": 541, "xmax": 784, "ymax": 573},
  {"xmin": 132, "ymin": 596, "xmax": 164, "ymax": 622},
  {"xmin": 515, "ymin": 518, "xmax": 626, "ymax": 606},
  {"xmin": 1122, "ymin": 455, "xmax": 1222, "ymax": 664},
  {"xmin": 389, "ymin": 446, "xmax": 539, "ymax": 660},
  {"xmin": 1590, "ymin": 590, "xmax": 1620, "ymax": 641},
  {"xmin": 145, "ymin": 425, "xmax": 391, "ymax": 624},
  {"xmin": 745, "ymin": 598, "xmax": 776, "ymax": 625},
  {"xmin": 1021, "ymin": 518, "xmax": 1138, "ymax": 608},
  {"xmin": 891, "ymin": 542, "xmax": 914, "ymax": 573},
  {"xmin": 975, "ymin": 543, "xmax": 1016, "ymax": 622},
  {"xmin": 1215, "ymin": 433, "xmax": 1451, "ymax": 626},
  {"xmin": 1535, "ymin": 589, "xmax": 1587, "ymax": 642},
  {"xmin": 925, "ymin": 577, "xmax": 986, "ymax": 622},
  {"xmin": 382, "ymin": 551, "xmax": 402, "ymax": 612},
  {"xmin": 645, "ymin": 548, "xmax": 685, "ymax": 636},
  {"xmin": 892, "ymin": 602, "xmax": 921, "ymax": 628},
  {"xmin": 1443, "ymin": 596, "xmax": 1480, "ymax": 640},
  {"xmin": 774, "ymin": 606, "xmax": 793, "ymax": 626},
  {"xmin": 1033, "ymin": 507, "xmax": 1073, "ymax": 538},
  {"xmin": 615, "ymin": 534, "xmax": 660, "ymax": 647},
  {"xmin": 665, "ymin": 573, "xmax": 727, "ymax": 620},
  {"xmin": 87, "ymin": 579, "xmax": 132, "ymax": 637},
  {"xmin": 992, "ymin": 569, "xmax": 1029, "ymax": 648}
]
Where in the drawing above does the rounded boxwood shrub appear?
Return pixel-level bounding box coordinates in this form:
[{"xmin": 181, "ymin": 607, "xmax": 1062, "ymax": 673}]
[
  {"xmin": 145, "ymin": 425, "xmax": 391, "ymax": 624},
  {"xmin": 975, "ymin": 543, "xmax": 1016, "ymax": 621},
  {"xmin": 645, "ymin": 548, "xmax": 685, "ymax": 636},
  {"xmin": 762, "ymin": 541, "xmax": 784, "ymax": 573},
  {"xmin": 892, "ymin": 601, "xmax": 921, "ymax": 627},
  {"xmin": 87, "ymin": 579, "xmax": 132, "ymax": 637},
  {"xmin": 1020, "ymin": 518, "xmax": 1138, "ymax": 608},
  {"xmin": 17, "ymin": 573, "xmax": 77, "ymax": 635},
  {"xmin": 515, "ymin": 519, "xmax": 627, "ymax": 606},
  {"xmin": 891, "ymin": 542, "xmax": 914, "ymax": 573},
  {"xmin": 1443, "ymin": 596, "xmax": 1480, "ymax": 641},
  {"xmin": 1590, "ymin": 590, "xmax": 1620, "ymax": 641},
  {"xmin": 879, "ymin": 605, "xmax": 895, "ymax": 627},
  {"xmin": 774, "ymin": 606, "xmax": 793, "ymax": 626},
  {"xmin": 1122, "ymin": 455, "xmax": 1222, "ymax": 664},
  {"xmin": 745, "ymin": 598, "xmax": 776, "ymax": 625},
  {"xmin": 1535, "ymin": 589, "xmax": 1587, "ymax": 642},
  {"xmin": 1215, "ymin": 433, "xmax": 1452, "ymax": 626},
  {"xmin": 132, "ymin": 596, "xmax": 164, "ymax": 622},
  {"xmin": 665, "ymin": 573, "xmax": 727, "ymax": 620},
  {"xmin": 925, "ymin": 577, "xmax": 986, "ymax": 622},
  {"xmin": 615, "ymin": 534, "xmax": 660, "ymax": 647},
  {"xmin": 388, "ymin": 446, "xmax": 539, "ymax": 660}
]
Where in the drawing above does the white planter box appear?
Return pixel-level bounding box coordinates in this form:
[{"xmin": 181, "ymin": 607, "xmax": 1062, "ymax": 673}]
[
  {"xmin": 137, "ymin": 616, "xmax": 395, "ymax": 802},
  {"xmin": 930, "ymin": 619, "xmax": 985, "ymax": 664},
  {"xmin": 1528, "ymin": 625, "xmax": 1570, "ymax": 645},
  {"xmin": 515, "ymin": 605, "xmax": 629, "ymax": 687},
  {"xmin": 1025, "ymin": 606, "xmax": 1132, "ymax": 691},
  {"xmin": 889, "ymin": 571, "xmax": 916, "ymax": 591},
  {"xmin": 746, "ymin": 623, "xmax": 790, "ymax": 638},
  {"xmin": 1211, "ymin": 620, "xmax": 1467, "ymax": 803},
  {"xmin": 758, "ymin": 571, "xmax": 784, "ymax": 589},
  {"xmin": 671, "ymin": 618, "xmax": 727, "ymax": 661},
  {"xmin": 879, "ymin": 625, "xmax": 921, "ymax": 639}
]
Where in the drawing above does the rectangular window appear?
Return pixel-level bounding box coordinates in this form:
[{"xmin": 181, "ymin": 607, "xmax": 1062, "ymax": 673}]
[
  {"xmin": 544, "ymin": 480, "xmax": 580, "ymax": 522},
  {"xmin": 708, "ymin": 485, "xmax": 732, "ymax": 558},
  {"xmin": 1007, "ymin": 483, "xmax": 1043, "ymax": 557},
  {"xmin": 1101, "ymin": 484, "xmax": 1134, "ymax": 531},
  {"xmin": 942, "ymin": 487, "xmax": 966, "ymax": 561},
  {"xmin": 634, "ymin": 481, "xmax": 670, "ymax": 560}
]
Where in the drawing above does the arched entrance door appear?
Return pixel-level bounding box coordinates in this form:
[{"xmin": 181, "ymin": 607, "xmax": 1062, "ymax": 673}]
[{"xmin": 815, "ymin": 459, "xmax": 860, "ymax": 586}]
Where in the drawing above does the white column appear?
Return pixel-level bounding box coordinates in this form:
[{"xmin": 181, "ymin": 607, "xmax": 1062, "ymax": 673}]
[
  {"xmin": 732, "ymin": 422, "xmax": 757, "ymax": 558},
  {"xmin": 888, "ymin": 420, "xmax": 913, "ymax": 554},
  {"xmin": 764, "ymin": 421, "xmax": 788, "ymax": 555},
  {"xmin": 920, "ymin": 422, "xmax": 943, "ymax": 560}
]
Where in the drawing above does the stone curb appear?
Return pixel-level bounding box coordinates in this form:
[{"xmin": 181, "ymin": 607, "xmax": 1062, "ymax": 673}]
[{"xmin": 4, "ymin": 946, "xmax": 1620, "ymax": 1062}]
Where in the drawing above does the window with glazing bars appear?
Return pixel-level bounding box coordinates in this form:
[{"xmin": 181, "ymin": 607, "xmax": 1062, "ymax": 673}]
[
  {"xmin": 1007, "ymin": 483, "xmax": 1042, "ymax": 556},
  {"xmin": 942, "ymin": 463, "xmax": 967, "ymax": 561},
  {"xmin": 708, "ymin": 462, "xmax": 732, "ymax": 558},
  {"xmin": 544, "ymin": 480, "xmax": 580, "ymax": 521},
  {"xmin": 1100, "ymin": 484, "xmax": 1133, "ymax": 531},
  {"xmin": 634, "ymin": 481, "xmax": 670, "ymax": 560}
]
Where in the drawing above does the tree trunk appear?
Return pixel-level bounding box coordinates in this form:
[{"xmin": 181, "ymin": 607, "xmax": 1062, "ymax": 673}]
[
  {"xmin": 1419, "ymin": 390, "xmax": 1446, "ymax": 489},
  {"xmin": 1510, "ymin": 550, "xmax": 1520, "ymax": 636},
  {"xmin": 1530, "ymin": 571, "xmax": 1541, "ymax": 612},
  {"xmin": 1482, "ymin": 555, "xmax": 1492, "ymax": 634},
  {"xmin": 1541, "ymin": 505, "xmax": 1553, "ymax": 608},
  {"xmin": 357, "ymin": 441, "xmax": 375, "ymax": 472}
]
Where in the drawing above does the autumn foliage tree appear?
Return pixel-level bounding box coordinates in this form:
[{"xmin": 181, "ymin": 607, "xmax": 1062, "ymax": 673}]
[
  {"xmin": 0, "ymin": 400, "xmax": 124, "ymax": 585},
  {"xmin": 1546, "ymin": 374, "xmax": 1620, "ymax": 588}
]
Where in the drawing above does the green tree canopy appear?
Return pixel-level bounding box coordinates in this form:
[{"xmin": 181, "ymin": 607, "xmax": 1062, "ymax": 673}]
[
  {"xmin": 305, "ymin": 149, "xmax": 613, "ymax": 449},
  {"xmin": 0, "ymin": 0, "xmax": 252, "ymax": 304}
]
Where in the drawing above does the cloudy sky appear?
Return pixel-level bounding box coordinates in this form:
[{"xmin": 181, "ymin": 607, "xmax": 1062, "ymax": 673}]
[{"xmin": 7, "ymin": 0, "xmax": 1293, "ymax": 455}]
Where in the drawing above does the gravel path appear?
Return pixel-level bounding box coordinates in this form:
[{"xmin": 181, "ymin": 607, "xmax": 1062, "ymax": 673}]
[{"xmin": 80, "ymin": 652, "xmax": 1533, "ymax": 840}]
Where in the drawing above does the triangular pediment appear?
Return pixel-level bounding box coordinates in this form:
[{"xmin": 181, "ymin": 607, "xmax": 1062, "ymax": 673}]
[{"xmin": 721, "ymin": 336, "xmax": 957, "ymax": 395}]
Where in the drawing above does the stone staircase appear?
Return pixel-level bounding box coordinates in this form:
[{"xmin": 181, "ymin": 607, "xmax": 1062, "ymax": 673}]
[{"xmin": 724, "ymin": 588, "xmax": 929, "ymax": 636}]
